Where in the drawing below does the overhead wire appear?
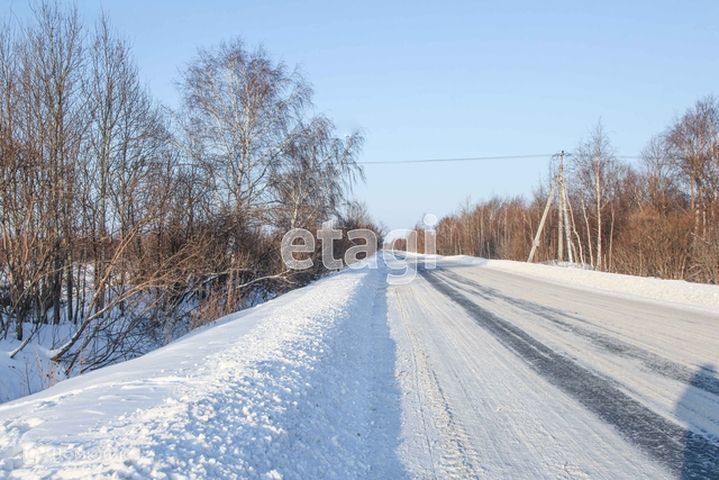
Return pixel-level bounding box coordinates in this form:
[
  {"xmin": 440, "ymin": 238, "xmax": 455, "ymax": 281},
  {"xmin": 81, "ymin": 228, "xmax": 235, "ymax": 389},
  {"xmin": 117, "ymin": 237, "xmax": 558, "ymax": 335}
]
[
  {"xmin": 354, "ymin": 153, "xmax": 554, "ymax": 165},
  {"xmin": 353, "ymin": 152, "xmax": 654, "ymax": 165}
]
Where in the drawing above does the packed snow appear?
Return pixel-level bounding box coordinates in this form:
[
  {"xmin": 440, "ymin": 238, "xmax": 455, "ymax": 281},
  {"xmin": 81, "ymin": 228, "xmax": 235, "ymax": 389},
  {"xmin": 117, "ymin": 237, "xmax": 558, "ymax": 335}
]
[
  {"xmin": 1, "ymin": 253, "xmax": 717, "ymax": 479},
  {"xmin": 0, "ymin": 262, "xmax": 402, "ymax": 479},
  {"xmin": 436, "ymin": 254, "xmax": 719, "ymax": 312}
]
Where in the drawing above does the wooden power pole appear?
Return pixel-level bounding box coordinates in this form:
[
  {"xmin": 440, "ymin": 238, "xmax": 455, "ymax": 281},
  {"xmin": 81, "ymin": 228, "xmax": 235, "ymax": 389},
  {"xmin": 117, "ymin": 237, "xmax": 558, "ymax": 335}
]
[
  {"xmin": 527, "ymin": 150, "xmax": 574, "ymax": 264},
  {"xmin": 558, "ymin": 150, "xmax": 574, "ymax": 263},
  {"xmin": 557, "ymin": 151, "xmax": 565, "ymax": 261},
  {"xmin": 527, "ymin": 179, "xmax": 556, "ymax": 263}
]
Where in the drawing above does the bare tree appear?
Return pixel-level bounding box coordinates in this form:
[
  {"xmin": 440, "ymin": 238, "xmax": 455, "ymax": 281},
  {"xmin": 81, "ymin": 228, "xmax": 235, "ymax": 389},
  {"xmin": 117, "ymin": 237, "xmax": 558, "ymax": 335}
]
[
  {"xmin": 178, "ymin": 40, "xmax": 311, "ymax": 217},
  {"xmin": 572, "ymin": 122, "xmax": 617, "ymax": 270},
  {"xmin": 0, "ymin": 4, "xmax": 370, "ymax": 385},
  {"xmin": 663, "ymin": 96, "xmax": 719, "ymax": 281},
  {"xmin": 176, "ymin": 40, "xmax": 364, "ymax": 314}
]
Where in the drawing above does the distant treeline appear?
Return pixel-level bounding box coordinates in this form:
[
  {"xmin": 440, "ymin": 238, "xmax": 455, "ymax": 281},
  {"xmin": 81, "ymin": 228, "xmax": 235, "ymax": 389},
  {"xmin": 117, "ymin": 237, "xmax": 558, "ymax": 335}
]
[
  {"xmin": 407, "ymin": 101, "xmax": 719, "ymax": 284},
  {"xmin": 0, "ymin": 3, "xmax": 379, "ymax": 372}
]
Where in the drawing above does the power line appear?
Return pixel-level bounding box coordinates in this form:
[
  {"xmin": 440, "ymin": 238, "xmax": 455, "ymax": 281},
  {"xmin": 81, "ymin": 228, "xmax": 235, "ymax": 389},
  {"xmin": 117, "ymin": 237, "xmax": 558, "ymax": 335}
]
[
  {"xmin": 354, "ymin": 152, "xmax": 660, "ymax": 165},
  {"xmin": 174, "ymin": 152, "xmax": 654, "ymax": 168},
  {"xmin": 355, "ymin": 153, "xmax": 554, "ymax": 165},
  {"xmin": 616, "ymin": 155, "xmax": 647, "ymax": 160}
]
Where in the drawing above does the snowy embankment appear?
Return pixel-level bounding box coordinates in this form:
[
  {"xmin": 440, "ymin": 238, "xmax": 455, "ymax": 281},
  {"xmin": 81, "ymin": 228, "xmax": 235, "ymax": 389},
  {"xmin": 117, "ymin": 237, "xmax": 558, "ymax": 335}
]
[
  {"xmin": 435, "ymin": 254, "xmax": 719, "ymax": 312},
  {"xmin": 1, "ymin": 326, "xmax": 71, "ymax": 404},
  {"xmin": 0, "ymin": 261, "xmax": 401, "ymax": 479}
]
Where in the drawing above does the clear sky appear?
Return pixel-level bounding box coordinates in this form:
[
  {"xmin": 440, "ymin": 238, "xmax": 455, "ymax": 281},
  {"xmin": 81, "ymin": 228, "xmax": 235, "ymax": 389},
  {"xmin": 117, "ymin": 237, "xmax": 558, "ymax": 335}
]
[{"xmin": 4, "ymin": 1, "xmax": 719, "ymax": 230}]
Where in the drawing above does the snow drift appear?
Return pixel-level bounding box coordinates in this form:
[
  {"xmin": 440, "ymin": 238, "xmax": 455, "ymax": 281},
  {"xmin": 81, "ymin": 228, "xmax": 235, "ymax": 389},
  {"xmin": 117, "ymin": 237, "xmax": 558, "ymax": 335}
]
[{"xmin": 0, "ymin": 261, "xmax": 402, "ymax": 479}]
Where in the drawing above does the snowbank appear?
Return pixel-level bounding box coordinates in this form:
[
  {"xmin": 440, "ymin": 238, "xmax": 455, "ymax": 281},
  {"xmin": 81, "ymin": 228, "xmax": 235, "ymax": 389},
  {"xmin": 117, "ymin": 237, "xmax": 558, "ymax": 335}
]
[
  {"xmin": 480, "ymin": 258, "xmax": 719, "ymax": 311},
  {"xmin": 395, "ymin": 251, "xmax": 719, "ymax": 311},
  {"xmin": 0, "ymin": 325, "xmax": 71, "ymax": 404},
  {"xmin": 0, "ymin": 261, "xmax": 402, "ymax": 479}
]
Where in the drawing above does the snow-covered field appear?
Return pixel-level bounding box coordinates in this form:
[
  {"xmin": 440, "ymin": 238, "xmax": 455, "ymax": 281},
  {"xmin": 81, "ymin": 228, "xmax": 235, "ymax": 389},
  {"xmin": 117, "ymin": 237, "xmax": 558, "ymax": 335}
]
[{"xmin": 1, "ymin": 253, "xmax": 718, "ymax": 479}]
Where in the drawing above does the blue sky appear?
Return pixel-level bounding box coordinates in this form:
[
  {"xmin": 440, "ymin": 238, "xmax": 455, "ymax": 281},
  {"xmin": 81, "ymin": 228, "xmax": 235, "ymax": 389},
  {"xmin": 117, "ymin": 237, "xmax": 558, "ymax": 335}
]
[{"xmin": 4, "ymin": 1, "xmax": 718, "ymax": 230}]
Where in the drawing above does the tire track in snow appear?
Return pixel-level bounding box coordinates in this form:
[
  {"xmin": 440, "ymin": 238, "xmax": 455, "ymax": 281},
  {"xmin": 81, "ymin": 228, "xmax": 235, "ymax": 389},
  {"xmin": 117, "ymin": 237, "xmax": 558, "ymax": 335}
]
[
  {"xmin": 420, "ymin": 268, "xmax": 719, "ymax": 479},
  {"xmin": 439, "ymin": 268, "xmax": 719, "ymax": 398},
  {"xmin": 392, "ymin": 288, "xmax": 480, "ymax": 479}
]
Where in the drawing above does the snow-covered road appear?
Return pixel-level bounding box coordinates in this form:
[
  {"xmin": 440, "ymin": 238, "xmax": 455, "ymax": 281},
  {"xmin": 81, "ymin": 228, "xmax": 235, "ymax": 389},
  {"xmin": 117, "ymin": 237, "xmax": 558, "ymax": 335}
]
[
  {"xmin": 390, "ymin": 256, "xmax": 718, "ymax": 479},
  {"xmin": 1, "ymin": 254, "xmax": 717, "ymax": 479}
]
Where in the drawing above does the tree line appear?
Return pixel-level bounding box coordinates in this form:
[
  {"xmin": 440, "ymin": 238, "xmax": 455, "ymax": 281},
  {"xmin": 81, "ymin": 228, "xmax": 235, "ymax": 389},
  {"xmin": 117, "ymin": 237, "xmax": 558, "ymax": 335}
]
[
  {"xmin": 412, "ymin": 99, "xmax": 719, "ymax": 284},
  {"xmin": 0, "ymin": 3, "xmax": 379, "ymax": 373}
]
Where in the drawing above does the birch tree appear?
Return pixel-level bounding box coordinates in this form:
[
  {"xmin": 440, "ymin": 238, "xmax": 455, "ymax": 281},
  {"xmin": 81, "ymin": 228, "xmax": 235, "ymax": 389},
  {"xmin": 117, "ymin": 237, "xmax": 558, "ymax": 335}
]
[{"xmin": 572, "ymin": 122, "xmax": 617, "ymax": 270}]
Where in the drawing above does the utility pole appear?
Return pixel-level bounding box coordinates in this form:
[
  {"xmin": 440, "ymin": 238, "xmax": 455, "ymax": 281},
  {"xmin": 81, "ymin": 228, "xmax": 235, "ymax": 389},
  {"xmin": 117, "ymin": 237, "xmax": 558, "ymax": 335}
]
[
  {"xmin": 557, "ymin": 150, "xmax": 574, "ymax": 264},
  {"xmin": 562, "ymin": 181, "xmax": 574, "ymax": 264},
  {"xmin": 557, "ymin": 151, "xmax": 565, "ymax": 261},
  {"xmin": 527, "ymin": 179, "xmax": 556, "ymax": 263},
  {"xmin": 527, "ymin": 150, "xmax": 575, "ymax": 264}
]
